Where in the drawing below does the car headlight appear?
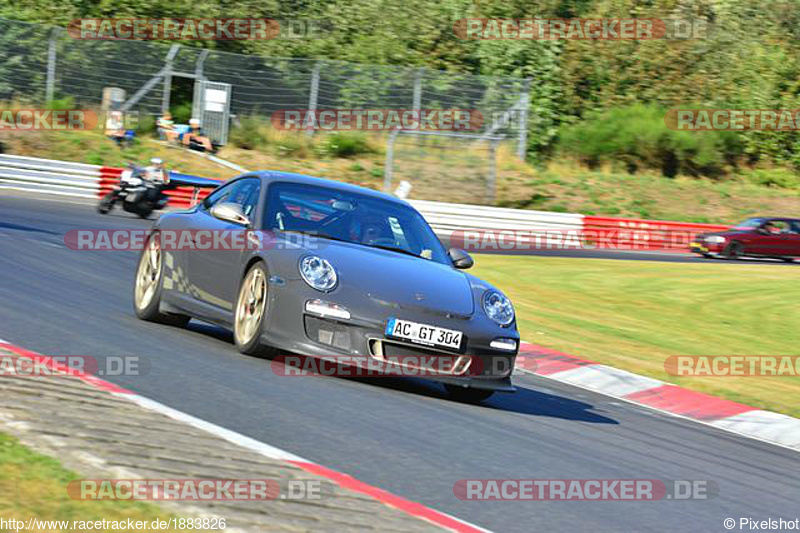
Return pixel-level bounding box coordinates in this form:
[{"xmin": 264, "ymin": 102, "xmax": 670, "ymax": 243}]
[
  {"xmin": 706, "ymin": 236, "xmax": 726, "ymax": 244},
  {"xmin": 483, "ymin": 290, "xmax": 515, "ymax": 326},
  {"xmin": 299, "ymin": 256, "xmax": 338, "ymax": 291}
]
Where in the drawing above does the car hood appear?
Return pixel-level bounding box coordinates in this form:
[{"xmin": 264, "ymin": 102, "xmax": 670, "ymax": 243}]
[{"xmin": 320, "ymin": 242, "xmax": 475, "ymax": 317}]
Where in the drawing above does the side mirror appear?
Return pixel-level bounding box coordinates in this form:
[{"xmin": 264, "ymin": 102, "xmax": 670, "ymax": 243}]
[
  {"xmin": 210, "ymin": 202, "xmax": 250, "ymax": 226},
  {"xmin": 449, "ymin": 248, "xmax": 474, "ymax": 269}
]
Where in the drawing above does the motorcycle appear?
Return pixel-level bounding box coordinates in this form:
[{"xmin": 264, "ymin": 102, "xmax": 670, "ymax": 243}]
[{"xmin": 97, "ymin": 164, "xmax": 170, "ymax": 219}]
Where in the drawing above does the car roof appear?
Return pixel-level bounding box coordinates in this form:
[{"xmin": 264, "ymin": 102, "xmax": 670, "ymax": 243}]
[
  {"xmin": 752, "ymin": 217, "xmax": 800, "ymax": 222},
  {"xmin": 246, "ymin": 171, "xmax": 411, "ymax": 207}
]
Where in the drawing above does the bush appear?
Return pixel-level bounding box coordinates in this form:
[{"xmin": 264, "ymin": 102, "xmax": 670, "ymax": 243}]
[
  {"xmin": 171, "ymin": 102, "xmax": 193, "ymax": 124},
  {"xmin": 317, "ymin": 132, "xmax": 376, "ymax": 158},
  {"xmin": 135, "ymin": 113, "xmax": 157, "ymax": 137},
  {"xmin": 558, "ymin": 105, "xmax": 743, "ymax": 178},
  {"xmin": 229, "ymin": 115, "xmax": 267, "ymax": 150},
  {"xmin": 744, "ymin": 168, "xmax": 800, "ymax": 189},
  {"xmin": 46, "ymin": 97, "xmax": 74, "ymax": 110}
]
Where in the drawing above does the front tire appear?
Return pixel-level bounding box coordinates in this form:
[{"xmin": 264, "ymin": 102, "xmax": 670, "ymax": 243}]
[
  {"xmin": 444, "ymin": 384, "xmax": 495, "ymax": 403},
  {"xmin": 133, "ymin": 232, "xmax": 190, "ymax": 327},
  {"xmin": 97, "ymin": 192, "xmax": 115, "ymax": 214},
  {"xmin": 234, "ymin": 262, "xmax": 276, "ymax": 356},
  {"xmin": 722, "ymin": 241, "xmax": 744, "ymax": 260}
]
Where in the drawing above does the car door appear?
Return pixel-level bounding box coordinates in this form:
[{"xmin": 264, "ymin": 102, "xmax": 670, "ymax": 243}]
[
  {"xmin": 766, "ymin": 220, "xmax": 792, "ymax": 256},
  {"xmin": 186, "ymin": 177, "xmax": 262, "ymax": 313},
  {"xmin": 777, "ymin": 220, "xmax": 800, "ymax": 257},
  {"xmin": 747, "ymin": 219, "xmax": 783, "ymax": 256}
]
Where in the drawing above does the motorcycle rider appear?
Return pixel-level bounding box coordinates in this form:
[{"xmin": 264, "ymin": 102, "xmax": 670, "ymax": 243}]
[
  {"xmin": 144, "ymin": 157, "xmax": 169, "ymax": 185},
  {"xmin": 143, "ymin": 157, "xmax": 170, "ymax": 204}
]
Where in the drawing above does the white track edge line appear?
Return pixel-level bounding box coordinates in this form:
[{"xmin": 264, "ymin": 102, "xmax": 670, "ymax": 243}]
[
  {"xmin": 115, "ymin": 392, "xmax": 306, "ymax": 462},
  {"xmin": 112, "ymin": 391, "xmax": 492, "ymax": 532}
]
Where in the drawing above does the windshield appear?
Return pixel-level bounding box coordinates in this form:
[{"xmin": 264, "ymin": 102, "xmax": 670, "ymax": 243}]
[
  {"xmin": 263, "ymin": 182, "xmax": 450, "ymax": 265},
  {"xmin": 732, "ymin": 218, "xmax": 766, "ymax": 230}
]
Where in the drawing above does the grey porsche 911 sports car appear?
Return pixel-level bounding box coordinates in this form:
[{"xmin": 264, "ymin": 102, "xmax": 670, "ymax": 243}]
[{"xmin": 133, "ymin": 171, "xmax": 519, "ymax": 401}]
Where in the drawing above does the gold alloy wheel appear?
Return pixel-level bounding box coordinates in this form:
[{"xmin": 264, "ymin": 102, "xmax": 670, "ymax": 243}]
[
  {"xmin": 235, "ymin": 267, "xmax": 267, "ymax": 346},
  {"xmin": 135, "ymin": 236, "xmax": 161, "ymax": 311}
]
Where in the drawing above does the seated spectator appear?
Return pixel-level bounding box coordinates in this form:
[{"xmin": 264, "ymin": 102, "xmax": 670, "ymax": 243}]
[
  {"xmin": 105, "ymin": 111, "xmax": 129, "ymax": 148},
  {"xmin": 157, "ymin": 112, "xmax": 178, "ymax": 143},
  {"xmin": 182, "ymin": 118, "xmax": 214, "ymax": 152}
]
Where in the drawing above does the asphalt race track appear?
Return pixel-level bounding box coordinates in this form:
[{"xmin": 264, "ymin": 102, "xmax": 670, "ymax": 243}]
[{"xmin": 1, "ymin": 194, "xmax": 799, "ymax": 532}]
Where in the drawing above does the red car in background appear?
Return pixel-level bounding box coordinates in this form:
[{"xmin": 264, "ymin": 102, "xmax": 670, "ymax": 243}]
[{"xmin": 690, "ymin": 217, "xmax": 800, "ymax": 262}]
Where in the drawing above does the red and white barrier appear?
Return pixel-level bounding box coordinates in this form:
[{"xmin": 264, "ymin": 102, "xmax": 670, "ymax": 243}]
[{"xmin": 583, "ymin": 216, "xmax": 728, "ymax": 253}]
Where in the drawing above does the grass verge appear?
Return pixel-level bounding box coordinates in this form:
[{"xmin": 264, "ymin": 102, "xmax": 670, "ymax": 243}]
[
  {"xmin": 0, "ymin": 433, "xmax": 192, "ymax": 531},
  {"xmin": 471, "ymin": 254, "xmax": 800, "ymax": 418}
]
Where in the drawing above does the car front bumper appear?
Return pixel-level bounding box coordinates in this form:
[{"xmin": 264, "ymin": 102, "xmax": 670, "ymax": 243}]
[
  {"xmin": 260, "ymin": 280, "xmax": 519, "ymax": 392},
  {"xmin": 690, "ymin": 240, "xmax": 724, "ymax": 255}
]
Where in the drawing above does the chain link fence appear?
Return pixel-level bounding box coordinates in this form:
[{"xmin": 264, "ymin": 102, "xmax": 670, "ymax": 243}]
[
  {"xmin": 383, "ymin": 131, "xmax": 503, "ymax": 204},
  {"xmin": 0, "ymin": 17, "xmax": 530, "ymax": 152}
]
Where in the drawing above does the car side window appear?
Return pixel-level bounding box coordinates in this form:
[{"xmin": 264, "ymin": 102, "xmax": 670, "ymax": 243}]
[
  {"xmin": 203, "ymin": 178, "xmax": 261, "ymax": 217},
  {"xmin": 229, "ymin": 179, "xmax": 261, "ymax": 217},
  {"xmin": 762, "ymin": 220, "xmax": 790, "ymax": 235},
  {"xmin": 203, "ymin": 182, "xmax": 235, "ymax": 208}
]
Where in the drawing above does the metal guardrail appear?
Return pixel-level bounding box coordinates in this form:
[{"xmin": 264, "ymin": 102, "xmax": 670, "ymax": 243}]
[
  {"xmin": 410, "ymin": 199, "xmax": 584, "ymax": 235},
  {"xmin": 0, "ymin": 155, "xmax": 718, "ymax": 254},
  {"xmin": 0, "ymin": 154, "xmax": 223, "ymax": 205},
  {"xmin": 0, "ymin": 154, "xmax": 101, "ymax": 199}
]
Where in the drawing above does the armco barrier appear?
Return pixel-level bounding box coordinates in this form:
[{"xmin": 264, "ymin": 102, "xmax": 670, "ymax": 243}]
[
  {"xmin": 0, "ymin": 154, "xmax": 102, "ymax": 199},
  {"xmin": 1, "ymin": 154, "xmax": 733, "ymax": 253},
  {"xmin": 583, "ymin": 216, "xmax": 729, "ymax": 252},
  {"xmin": 409, "ymin": 199, "xmax": 585, "ymax": 239},
  {"xmin": 0, "ymin": 154, "xmax": 221, "ymax": 207}
]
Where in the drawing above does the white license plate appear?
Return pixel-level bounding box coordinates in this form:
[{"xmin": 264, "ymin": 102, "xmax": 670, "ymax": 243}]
[{"xmin": 385, "ymin": 318, "xmax": 464, "ymax": 351}]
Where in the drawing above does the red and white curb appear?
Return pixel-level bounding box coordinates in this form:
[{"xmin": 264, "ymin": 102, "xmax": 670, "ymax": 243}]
[
  {"xmin": 516, "ymin": 342, "xmax": 800, "ymax": 451},
  {"xmin": 0, "ymin": 339, "xmax": 489, "ymax": 533}
]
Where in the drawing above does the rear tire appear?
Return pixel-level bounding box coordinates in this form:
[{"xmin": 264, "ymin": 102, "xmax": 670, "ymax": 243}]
[
  {"xmin": 234, "ymin": 262, "xmax": 277, "ymax": 357},
  {"xmin": 133, "ymin": 232, "xmax": 190, "ymax": 327},
  {"xmin": 444, "ymin": 384, "xmax": 495, "ymax": 403}
]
